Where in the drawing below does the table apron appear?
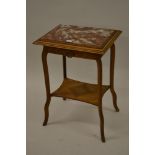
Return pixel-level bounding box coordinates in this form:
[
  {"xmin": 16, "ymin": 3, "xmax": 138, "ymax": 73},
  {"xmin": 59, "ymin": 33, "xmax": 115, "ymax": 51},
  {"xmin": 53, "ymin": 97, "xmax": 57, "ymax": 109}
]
[{"xmin": 44, "ymin": 46, "xmax": 102, "ymax": 60}]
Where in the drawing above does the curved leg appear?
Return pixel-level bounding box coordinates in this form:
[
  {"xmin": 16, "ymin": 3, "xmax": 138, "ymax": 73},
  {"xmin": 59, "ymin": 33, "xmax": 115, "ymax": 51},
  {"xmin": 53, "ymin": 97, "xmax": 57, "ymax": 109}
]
[
  {"xmin": 43, "ymin": 97, "xmax": 51, "ymax": 126},
  {"xmin": 110, "ymin": 44, "xmax": 119, "ymax": 112},
  {"xmin": 62, "ymin": 55, "xmax": 67, "ymax": 100},
  {"xmin": 110, "ymin": 89, "xmax": 119, "ymax": 112},
  {"xmin": 42, "ymin": 47, "xmax": 51, "ymax": 126},
  {"xmin": 96, "ymin": 58, "xmax": 105, "ymax": 142},
  {"xmin": 98, "ymin": 105, "xmax": 105, "ymax": 142}
]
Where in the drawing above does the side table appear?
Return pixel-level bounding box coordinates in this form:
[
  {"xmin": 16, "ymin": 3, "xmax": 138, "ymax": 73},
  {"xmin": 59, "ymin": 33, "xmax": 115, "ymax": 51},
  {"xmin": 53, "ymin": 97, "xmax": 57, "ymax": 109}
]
[{"xmin": 33, "ymin": 24, "xmax": 122, "ymax": 142}]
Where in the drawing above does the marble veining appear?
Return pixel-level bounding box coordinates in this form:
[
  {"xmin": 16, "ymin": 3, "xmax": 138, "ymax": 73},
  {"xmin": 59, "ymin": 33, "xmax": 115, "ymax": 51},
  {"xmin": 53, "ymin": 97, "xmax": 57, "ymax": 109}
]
[{"xmin": 40, "ymin": 25, "xmax": 115, "ymax": 48}]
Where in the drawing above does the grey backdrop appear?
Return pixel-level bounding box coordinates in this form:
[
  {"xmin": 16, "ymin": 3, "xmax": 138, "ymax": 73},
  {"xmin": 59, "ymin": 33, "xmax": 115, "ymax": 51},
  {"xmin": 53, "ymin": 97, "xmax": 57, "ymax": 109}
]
[{"xmin": 27, "ymin": 0, "xmax": 128, "ymax": 155}]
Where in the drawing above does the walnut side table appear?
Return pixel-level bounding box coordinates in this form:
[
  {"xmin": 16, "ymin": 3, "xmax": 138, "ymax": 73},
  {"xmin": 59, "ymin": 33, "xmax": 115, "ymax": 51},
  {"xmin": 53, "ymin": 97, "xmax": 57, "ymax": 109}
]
[{"xmin": 33, "ymin": 24, "xmax": 122, "ymax": 142}]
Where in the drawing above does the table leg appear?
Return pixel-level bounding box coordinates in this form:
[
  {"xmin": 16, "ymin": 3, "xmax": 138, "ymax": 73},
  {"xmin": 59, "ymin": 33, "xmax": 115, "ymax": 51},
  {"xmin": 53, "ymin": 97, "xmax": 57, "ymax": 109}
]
[
  {"xmin": 62, "ymin": 55, "xmax": 67, "ymax": 100},
  {"xmin": 96, "ymin": 58, "xmax": 105, "ymax": 142},
  {"xmin": 110, "ymin": 44, "xmax": 119, "ymax": 112},
  {"xmin": 42, "ymin": 47, "xmax": 51, "ymax": 126}
]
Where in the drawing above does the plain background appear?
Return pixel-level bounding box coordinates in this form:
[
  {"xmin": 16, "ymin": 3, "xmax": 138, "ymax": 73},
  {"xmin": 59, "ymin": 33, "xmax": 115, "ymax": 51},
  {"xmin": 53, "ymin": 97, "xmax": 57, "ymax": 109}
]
[
  {"xmin": 2, "ymin": 1, "xmax": 155, "ymax": 155},
  {"xmin": 27, "ymin": 0, "xmax": 128, "ymax": 155}
]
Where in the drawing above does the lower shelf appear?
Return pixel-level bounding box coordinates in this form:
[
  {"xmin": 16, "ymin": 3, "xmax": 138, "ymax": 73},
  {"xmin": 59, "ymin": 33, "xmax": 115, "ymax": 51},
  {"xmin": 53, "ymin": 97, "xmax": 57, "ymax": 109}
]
[{"xmin": 51, "ymin": 78, "xmax": 110, "ymax": 106}]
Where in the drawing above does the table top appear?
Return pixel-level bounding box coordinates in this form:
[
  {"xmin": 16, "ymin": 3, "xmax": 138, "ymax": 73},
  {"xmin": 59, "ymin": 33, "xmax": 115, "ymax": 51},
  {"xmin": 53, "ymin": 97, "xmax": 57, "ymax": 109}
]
[{"xmin": 33, "ymin": 24, "xmax": 122, "ymax": 54}]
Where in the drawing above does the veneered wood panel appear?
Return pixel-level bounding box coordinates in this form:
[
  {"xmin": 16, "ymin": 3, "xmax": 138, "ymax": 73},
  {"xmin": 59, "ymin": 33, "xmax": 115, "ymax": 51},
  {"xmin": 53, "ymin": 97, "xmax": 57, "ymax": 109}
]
[{"xmin": 51, "ymin": 78, "xmax": 110, "ymax": 106}]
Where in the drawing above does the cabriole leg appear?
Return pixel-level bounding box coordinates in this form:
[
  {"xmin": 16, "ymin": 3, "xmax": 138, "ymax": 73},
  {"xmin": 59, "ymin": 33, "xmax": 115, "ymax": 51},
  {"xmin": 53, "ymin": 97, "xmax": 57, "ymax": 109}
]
[
  {"xmin": 42, "ymin": 46, "xmax": 51, "ymax": 126},
  {"xmin": 96, "ymin": 58, "xmax": 105, "ymax": 142},
  {"xmin": 110, "ymin": 44, "xmax": 119, "ymax": 112}
]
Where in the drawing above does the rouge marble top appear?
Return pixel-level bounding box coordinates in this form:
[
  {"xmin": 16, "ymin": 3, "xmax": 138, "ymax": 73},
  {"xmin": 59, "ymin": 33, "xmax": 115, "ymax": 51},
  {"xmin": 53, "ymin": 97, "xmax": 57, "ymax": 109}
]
[{"xmin": 33, "ymin": 24, "xmax": 121, "ymax": 53}]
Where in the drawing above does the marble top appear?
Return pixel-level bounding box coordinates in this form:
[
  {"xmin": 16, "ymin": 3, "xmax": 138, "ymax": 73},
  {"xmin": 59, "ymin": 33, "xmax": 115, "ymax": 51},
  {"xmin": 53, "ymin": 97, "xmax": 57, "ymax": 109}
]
[{"xmin": 33, "ymin": 24, "xmax": 121, "ymax": 52}]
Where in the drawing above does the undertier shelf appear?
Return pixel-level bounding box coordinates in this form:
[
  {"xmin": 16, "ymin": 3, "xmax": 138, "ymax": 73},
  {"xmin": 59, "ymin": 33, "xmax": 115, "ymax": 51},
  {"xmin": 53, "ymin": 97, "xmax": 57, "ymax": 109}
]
[{"xmin": 51, "ymin": 78, "xmax": 110, "ymax": 106}]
